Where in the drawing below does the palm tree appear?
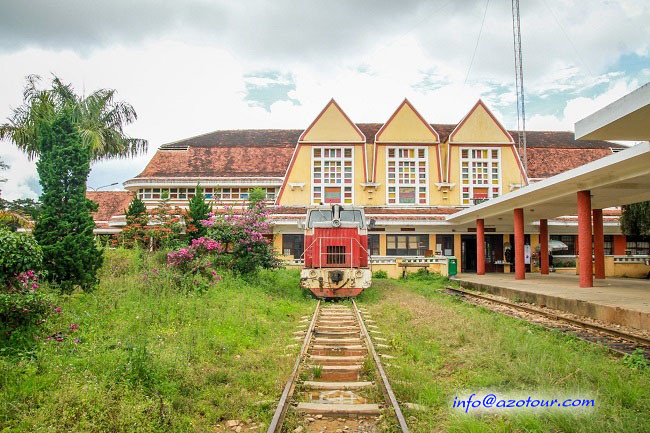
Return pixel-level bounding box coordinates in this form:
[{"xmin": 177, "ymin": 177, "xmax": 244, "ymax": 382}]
[{"xmin": 0, "ymin": 75, "xmax": 147, "ymax": 161}]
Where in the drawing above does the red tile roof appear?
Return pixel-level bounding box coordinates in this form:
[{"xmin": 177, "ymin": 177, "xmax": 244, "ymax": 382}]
[
  {"xmin": 136, "ymin": 126, "xmax": 623, "ymax": 180},
  {"xmin": 521, "ymin": 148, "xmax": 614, "ymax": 178},
  {"xmin": 86, "ymin": 191, "xmax": 133, "ymax": 222},
  {"xmin": 136, "ymin": 146, "xmax": 294, "ymax": 178}
]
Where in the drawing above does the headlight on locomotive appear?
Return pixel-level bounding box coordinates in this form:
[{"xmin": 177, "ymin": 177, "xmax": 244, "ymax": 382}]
[
  {"xmin": 309, "ymin": 269, "xmax": 317, "ymax": 278},
  {"xmin": 355, "ymin": 269, "xmax": 363, "ymax": 278}
]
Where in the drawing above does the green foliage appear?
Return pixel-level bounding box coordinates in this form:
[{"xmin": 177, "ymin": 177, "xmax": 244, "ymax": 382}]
[
  {"xmin": 33, "ymin": 108, "xmax": 103, "ymax": 292},
  {"xmin": 0, "ymin": 75, "xmax": 147, "ymax": 161},
  {"xmin": 623, "ymin": 348, "xmax": 650, "ymax": 371},
  {"xmin": 148, "ymin": 191, "xmax": 184, "ymax": 250},
  {"xmin": 0, "ymin": 229, "xmax": 43, "ymax": 286},
  {"xmin": 0, "ymin": 249, "xmax": 313, "ymax": 431},
  {"xmin": 0, "ymin": 156, "xmax": 7, "ymax": 183},
  {"xmin": 247, "ymin": 187, "xmax": 267, "ymax": 207},
  {"xmin": 372, "ymin": 270, "xmax": 388, "ymax": 279},
  {"xmin": 201, "ymin": 202, "xmax": 280, "ymax": 274},
  {"xmin": 125, "ymin": 194, "xmax": 147, "ymax": 225},
  {"xmin": 620, "ymin": 201, "xmax": 650, "ymax": 236},
  {"xmin": 187, "ymin": 183, "xmax": 211, "ymax": 240}
]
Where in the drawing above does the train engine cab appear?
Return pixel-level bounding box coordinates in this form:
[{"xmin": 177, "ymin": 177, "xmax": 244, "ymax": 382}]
[{"xmin": 300, "ymin": 205, "xmax": 372, "ymax": 298}]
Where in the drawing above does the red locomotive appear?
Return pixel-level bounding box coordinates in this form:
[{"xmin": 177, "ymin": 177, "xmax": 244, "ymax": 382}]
[{"xmin": 300, "ymin": 204, "xmax": 372, "ymax": 298}]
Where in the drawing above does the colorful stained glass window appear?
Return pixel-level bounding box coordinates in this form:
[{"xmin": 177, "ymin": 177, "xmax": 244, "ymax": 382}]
[
  {"xmin": 460, "ymin": 147, "xmax": 501, "ymax": 205},
  {"xmin": 387, "ymin": 146, "xmax": 427, "ymax": 204},
  {"xmin": 312, "ymin": 147, "xmax": 354, "ymax": 204}
]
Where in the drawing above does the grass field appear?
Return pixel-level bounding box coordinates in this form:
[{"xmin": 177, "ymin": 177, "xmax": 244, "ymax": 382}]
[
  {"xmin": 357, "ymin": 273, "xmax": 650, "ymax": 433},
  {"xmin": 2, "ymin": 255, "xmax": 649, "ymax": 433},
  {"xmin": 0, "ymin": 249, "xmax": 315, "ymax": 432}
]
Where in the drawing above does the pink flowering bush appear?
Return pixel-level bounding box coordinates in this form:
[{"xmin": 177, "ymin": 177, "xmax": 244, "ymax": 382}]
[
  {"xmin": 199, "ymin": 202, "xmax": 280, "ymax": 274},
  {"xmin": 0, "ymin": 229, "xmax": 52, "ymax": 337}
]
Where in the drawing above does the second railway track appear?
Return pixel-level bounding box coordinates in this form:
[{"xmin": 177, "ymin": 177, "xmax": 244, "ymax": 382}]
[
  {"xmin": 267, "ymin": 300, "xmax": 409, "ymax": 433},
  {"xmin": 445, "ymin": 286, "xmax": 650, "ymax": 359}
]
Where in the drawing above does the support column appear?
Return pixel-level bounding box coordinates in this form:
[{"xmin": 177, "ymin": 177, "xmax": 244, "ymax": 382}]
[
  {"xmin": 539, "ymin": 219, "xmax": 549, "ymax": 275},
  {"xmin": 476, "ymin": 219, "xmax": 485, "ymax": 275},
  {"xmin": 593, "ymin": 209, "xmax": 605, "ymax": 279},
  {"xmin": 514, "ymin": 208, "xmax": 525, "ymax": 280},
  {"xmin": 577, "ymin": 190, "xmax": 593, "ymax": 288}
]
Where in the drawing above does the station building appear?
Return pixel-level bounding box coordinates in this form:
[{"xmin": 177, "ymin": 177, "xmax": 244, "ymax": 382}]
[{"xmin": 91, "ymin": 98, "xmax": 649, "ymax": 276}]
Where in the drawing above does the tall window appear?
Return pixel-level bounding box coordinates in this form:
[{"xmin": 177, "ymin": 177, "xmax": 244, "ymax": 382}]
[
  {"xmin": 312, "ymin": 147, "xmax": 353, "ymax": 204},
  {"xmin": 460, "ymin": 148, "xmax": 500, "ymax": 205},
  {"xmin": 387, "ymin": 147, "xmax": 428, "ymax": 205},
  {"xmin": 626, "ymin": 236, "xmax": 650, "ymax": 255},
  {"xmin": 437, "ymin": 234, "xmax": 455, "ymax": 256},
  {"xmin": 386, "ymin": 234, "xmax": 429, "ymax": 256},
  {"xmin": 282, "ymin": 234, "xmax": 304, "ymax": 258},
  {"xmin": 368, "ymin": 234, "xmax": 380, "ymax": 256}
]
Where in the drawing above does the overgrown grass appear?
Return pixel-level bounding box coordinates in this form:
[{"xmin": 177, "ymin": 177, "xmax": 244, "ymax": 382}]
[
  {"xmin": 0, "ymin": 248, "xmax": 315, "ymax": 432},
  {"xmin": 357, "ymin": 275, "xmax": 650, "ymax": 433}
]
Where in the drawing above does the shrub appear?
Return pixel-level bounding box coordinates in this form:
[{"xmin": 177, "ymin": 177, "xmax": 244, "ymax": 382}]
[
  {"xmin": 201, "ymin": 202, "xmax": 280, "ymax": 274},
  {"xmin": 186, "ymin": 183, "xmax": 211, "ymax": 241},
  {"xmin": 373, "ymin": 270, "xmax": 388, "ymax": 279},
  {"xmin": 34, "ymin": 108, "xmax": 103, "ymax": 292},
  {"xmin": 0, "ymin": 229, "xmax": 43, "ymax": 287}
]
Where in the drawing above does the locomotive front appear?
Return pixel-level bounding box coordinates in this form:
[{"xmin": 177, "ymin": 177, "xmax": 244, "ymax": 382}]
[{"xmin": 300, "ymin": 205, "xmax": 372, "ymax": 298}]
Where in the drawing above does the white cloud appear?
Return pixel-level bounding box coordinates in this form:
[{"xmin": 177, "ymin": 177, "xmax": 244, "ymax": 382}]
[{"xmin": 1, "ymin": 1, "xmax": 649, "ymax": 200}]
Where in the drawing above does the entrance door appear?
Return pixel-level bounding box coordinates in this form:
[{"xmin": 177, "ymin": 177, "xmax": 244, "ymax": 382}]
[
  {"xmin": 461, "ymin": 234, "xmax": 477, "ymax": 272},
  {"xmin": 485, "ymin": 234, "xmax": 504, "ymax": 273}
]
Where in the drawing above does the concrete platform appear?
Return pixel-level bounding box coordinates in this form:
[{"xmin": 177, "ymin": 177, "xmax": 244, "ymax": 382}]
[{"xmin": 454, "ymin": 273, "xmax": 650, "ymax": 331}]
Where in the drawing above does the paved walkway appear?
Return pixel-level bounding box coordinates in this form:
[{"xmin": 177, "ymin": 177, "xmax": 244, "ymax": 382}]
[{"xmin": 454, "ymin": 272, "xmax": 650, "ymax": 330}]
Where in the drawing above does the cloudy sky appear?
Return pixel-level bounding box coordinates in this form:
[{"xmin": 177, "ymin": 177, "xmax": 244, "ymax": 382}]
[{"xmin": 0, "ymin": 0, "xmax": 648, "ymax": 200}]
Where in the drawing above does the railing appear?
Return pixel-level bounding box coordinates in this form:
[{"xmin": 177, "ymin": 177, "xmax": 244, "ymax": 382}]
[
  {"xmin": 613, "ymin": 255, "xmax": 650, "ymax": 265},
  {"xmin": 301, "ymin": 236, "xmax": 371, "ymax": 269}
]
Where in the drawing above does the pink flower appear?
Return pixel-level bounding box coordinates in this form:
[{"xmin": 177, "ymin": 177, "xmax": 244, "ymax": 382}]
[
  {"xmin": 55, "ymin": 307, "xmax": 61, "ymax": 313},
  {"xmin": 152, "ymin": 268, "xmax": 159, "ymax": 275},
  {"xmin": 74, "ymin": 339, "xmax": 79, "ymax": 344}
]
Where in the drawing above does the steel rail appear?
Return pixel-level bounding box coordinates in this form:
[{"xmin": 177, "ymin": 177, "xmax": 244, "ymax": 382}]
[
  {"xmin": 267, "ymin": 300, "xmax": 321, "ymax": 433},
  {"xmin": 446, "ymin": 286, "xmax": 650, "ymax": 347},
  {"xmin": 352, "ymin": 300, "xmax": 410, "ymax": 433}
]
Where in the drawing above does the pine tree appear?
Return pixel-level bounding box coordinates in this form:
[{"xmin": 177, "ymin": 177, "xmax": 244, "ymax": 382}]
[
  {"xmin": 187, "ymin": 183, "xmax": 211, "ymax": 240},
  {"xmin": 33, "ymin": 107, "xmax": 103, "ymax": 292},
  {"xmin": 125, "ymin": 194, "xmax": 147, "ymax": 225}
]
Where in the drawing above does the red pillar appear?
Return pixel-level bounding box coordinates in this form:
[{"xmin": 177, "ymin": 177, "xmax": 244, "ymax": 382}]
[
  {"xmin": 593, "ymin": 209, "xmax": 605, "ymax": 279},
  {"xmin": 613, "ymin": 235, "xmax": 626, "ymax": 255},
  {"xmin": 477, "ymin": 219, "xmax": 485, "ymax": 275},
  {"xmin": 577, "ymin": 190, "xmax": 593, "ymax": 288},
  {"xmin": 514, "ymin": 208, "xmax": 525, "ymax": 280},
  {"xmin": 540, "ymin": 219, "xmax": 549, "ymax": 275}
]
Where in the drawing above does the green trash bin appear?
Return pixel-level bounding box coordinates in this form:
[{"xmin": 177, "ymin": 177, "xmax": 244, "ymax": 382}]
[{"xmin": 447, "ymin": 257, "xmax": 458, "ymax": 276}]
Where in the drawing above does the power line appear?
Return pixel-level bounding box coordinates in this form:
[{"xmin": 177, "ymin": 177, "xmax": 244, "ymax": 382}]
[
  {"xmin": 541, "ymin": 0, "xmax": 594, "ymax": 78},
  {"xmin": 464, "ymin": 0, "xmax": 491, "ymax": 86}
]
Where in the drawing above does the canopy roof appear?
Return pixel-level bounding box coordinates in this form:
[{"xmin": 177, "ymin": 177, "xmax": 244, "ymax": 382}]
[{"xmin": 446, "ymin": 142, "xmax": 650, "ymax": 225}]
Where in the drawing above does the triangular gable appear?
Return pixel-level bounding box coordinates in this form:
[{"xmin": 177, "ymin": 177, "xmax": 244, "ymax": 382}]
[
  {"xmin": 449, "ymin": 100, "xmax": 514, "ymax": 144},
  {"xmin": 298, "ymin": 99, "xmax": 365, "ymax": 142},
  {"xmin": 375, "ymin": 99, "xmax": 440, "ymax": 143}
]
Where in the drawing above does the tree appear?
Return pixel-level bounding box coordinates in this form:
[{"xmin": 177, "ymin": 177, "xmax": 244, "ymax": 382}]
[
  {"xmin": 0, "ymin": 75, "xmax": 147, "ymax": 161},
  {"xmin": 33, "ymin": 107, "xmax": 103, "ymax": 292},
  {"xmin": 248, "ymin": 187, "xmax": 267, "ymax": 208},
  {"xmin": 187, "ymin": 183, "xmax": 211, "ymax": 240},
  {"xmin": 148, "ymin": 191, "xmax": 183, "ymax": 250},
  {"xmin": 620, "ymin": 202, "xmax": 650, "ymax": 237},
  {"xmin": 125, "ymin": 194, "xmax": 147, "ymax": 225},
  {"xmin": 0, "ymin": 156, "xmax": 7, "ymax": 183}
]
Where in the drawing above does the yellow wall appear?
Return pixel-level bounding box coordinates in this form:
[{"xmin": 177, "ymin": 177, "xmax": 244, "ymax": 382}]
[
  {"xmin": 300, "ymin": 100, "xmax": 364, "ymax": 142},
  {"xmin": 450, "ymin": 102, "xmax": 511, "ymax": 144},
  {"xmin": 454, "ymin": 234, "xmax": 462, "ymax": 271},
  {"xmin": 278, "ymin": 145, "xmax": 312, "ymax": 205},
  {"xmin": 376, "ymin": 100, "xmax": 438, "ymax": 143}
]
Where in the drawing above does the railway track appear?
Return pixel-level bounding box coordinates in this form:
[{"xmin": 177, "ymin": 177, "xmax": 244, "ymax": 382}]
[
  {"xmin": 267, "ymin": 300, "xmax": 409, "ymax": 433},
  {"xmin": 445, "ymin": 286, "xmax": 650, "ymax": 359}
]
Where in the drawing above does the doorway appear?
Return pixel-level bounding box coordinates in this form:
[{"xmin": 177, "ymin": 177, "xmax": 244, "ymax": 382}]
[
  {"xmin": 461, "ymin": 234, "xmax": 477, "ymax": 272},
  {"xmin": 485, "ymin": 234, "xmax": 504, "ymax": 273}
]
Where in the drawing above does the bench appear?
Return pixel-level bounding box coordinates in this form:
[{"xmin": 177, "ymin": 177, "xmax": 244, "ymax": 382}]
[{"xmin": 398, "ymin": 262, "xmax": 431, "ymax": 279}]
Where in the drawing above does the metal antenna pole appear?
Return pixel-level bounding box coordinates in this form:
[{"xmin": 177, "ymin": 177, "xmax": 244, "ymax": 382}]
[{"xmin": 512, "ymin": 0, "xmax": 527, "ymax": 174}]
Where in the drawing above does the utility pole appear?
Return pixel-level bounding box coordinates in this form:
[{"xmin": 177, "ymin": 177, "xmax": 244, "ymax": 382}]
[{"xmin": 512, "ymin": 0, "xmax": 527, "ymax": 174}]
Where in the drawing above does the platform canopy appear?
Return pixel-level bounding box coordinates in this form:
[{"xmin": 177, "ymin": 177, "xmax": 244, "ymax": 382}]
[
  {"xmin": 446, "ymin": 142, "xmax": 650, "ymax": 226},
  {"xmin": 575, "ymin": 82, "xmax": 650, "ymax": 141}
]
